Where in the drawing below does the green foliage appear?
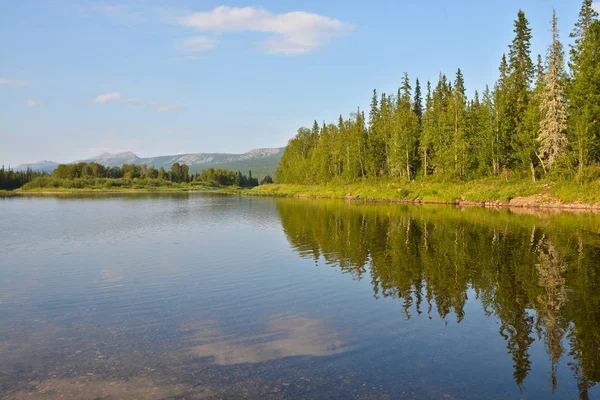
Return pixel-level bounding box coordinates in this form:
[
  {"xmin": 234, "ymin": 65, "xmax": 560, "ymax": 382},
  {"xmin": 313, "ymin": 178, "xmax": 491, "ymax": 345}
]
[
  {"xmin": 18, "ymin": 162, "xmax": 259, "ymax": 191},
  {"xmin": 261, "ymin": 175, "xmax": 274, "ymax": 184},
  {"xmin": 568, "ymin": 20, "xmax": 600, "ymax": 174},
  {"xmin": 276, "ymin": 5, "xmax": 600, "ymax": 185},
  {"xmin": 0, "ymin": 166, "xmax": 47, "ymax": 190},
  {"xmin": 249, "ymin": 176, "xmax": 600, "ymax": 204}
]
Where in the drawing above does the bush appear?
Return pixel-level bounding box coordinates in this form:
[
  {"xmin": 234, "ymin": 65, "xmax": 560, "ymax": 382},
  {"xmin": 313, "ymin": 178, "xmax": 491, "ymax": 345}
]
[{"xmin": 575, "ymin": 166, "xmax": 600, "ymax": 184}]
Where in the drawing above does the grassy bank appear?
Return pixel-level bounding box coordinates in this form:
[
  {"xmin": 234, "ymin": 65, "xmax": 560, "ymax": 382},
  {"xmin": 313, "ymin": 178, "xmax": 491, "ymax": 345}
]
[
  {"xmin": 0, "ymin": 190, "xmax": 21, "ymax": 197},
  {"xmin": 246, "ymin": 178, "xmax": 600, "ymax": 208},
  {"xmin": 14, "ymin": 177, "xmax": 220, "ymax": 193}
]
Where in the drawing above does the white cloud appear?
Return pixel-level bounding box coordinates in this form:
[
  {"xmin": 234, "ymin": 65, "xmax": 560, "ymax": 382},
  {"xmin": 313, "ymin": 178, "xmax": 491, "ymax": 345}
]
[
  {"xmin": 593, "ymin": 2, "xmax": 600, "ymax": 12},
  {"xmin": 156, "ymin": 104, "xmax": 183, "ymax": 112},
  {"xmin": 0, "ymin": 78, "xmax": 26, "ymax": 86},
  {"xmin": 177, "ymin": 6, "xmax": 353, "ymax": 55},
  {"xmin": 176, "ymin": 36, "xmax": 218, "ymax": 53},
  {"xmin": 25, "ymin": 99, "xmax": 37, "ymax": 106},
  {"xmin": 93, "ymin": 92, "xmax": 122, "ymax": 103}
]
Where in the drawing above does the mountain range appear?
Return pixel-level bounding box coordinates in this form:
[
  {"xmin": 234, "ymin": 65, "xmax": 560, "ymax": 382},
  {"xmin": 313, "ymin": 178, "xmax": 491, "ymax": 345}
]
[{"xmin": 15, "ymin": 147, "xmax": 285, "ymax": 178}]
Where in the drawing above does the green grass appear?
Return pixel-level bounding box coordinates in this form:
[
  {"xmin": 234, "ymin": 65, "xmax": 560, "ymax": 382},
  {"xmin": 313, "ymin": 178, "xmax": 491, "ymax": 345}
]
[
  {"xmin": 15, "ymin": 177, "xmax": 219, "ymax": 193},
  {"xmin": 0, "ymin": 190, "xmax": 21, "ymax": 197},
  {"xmin": 246, "ymin": 177, "xmax": 600, "ymax": 206}
]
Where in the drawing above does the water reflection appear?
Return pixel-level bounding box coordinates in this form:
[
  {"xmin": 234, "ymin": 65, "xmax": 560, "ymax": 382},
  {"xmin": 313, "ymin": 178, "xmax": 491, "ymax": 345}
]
[
  {"xmin": 277, "ymin": 199, "xmax": 600, "ymax": 397},
  {"xmin": 186, "ymin": 314, "xmax": 349, "ymax": 365}
]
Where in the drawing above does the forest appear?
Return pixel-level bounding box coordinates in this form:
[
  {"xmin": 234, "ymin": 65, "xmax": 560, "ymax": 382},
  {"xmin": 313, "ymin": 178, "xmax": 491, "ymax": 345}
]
[
  {"xmin": 12, "ymin": 162, "xmax": 262, "ymax": 191},
  {"xmin": 276, "ymin": 2, "xmax": 600, "ymax": 187},
  {"xmin": 0, "ymin": 166, "xmax": 47, "ymax": 191}
]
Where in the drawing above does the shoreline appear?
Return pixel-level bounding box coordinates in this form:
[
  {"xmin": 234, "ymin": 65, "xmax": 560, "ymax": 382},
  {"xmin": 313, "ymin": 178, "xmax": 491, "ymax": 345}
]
[
  {"xmin": 243, "ymin": 182, "xmax": 600, "ymax": 211},
  {"xmin": 5, "ymin": 183, "xmax": 600, "ymax": 211},
  {"xmin": 2, "ymin": 187, "xmax": 219, "ymax": 195}
]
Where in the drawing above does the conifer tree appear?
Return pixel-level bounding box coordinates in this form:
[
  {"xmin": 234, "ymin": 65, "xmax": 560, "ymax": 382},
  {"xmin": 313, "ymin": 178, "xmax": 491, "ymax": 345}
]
[
  {"xmin": 420, "ymin": 81, "xmax": 434, "ymax": 177},
  {"xmin": 473, "ymin": 86, "xmax": 496, "ymax": 175},
  {"xmin": 519, "ymin": 55, "xmax": 544, "ymax": 181},
  {"xmin": 413, "ymin": 78, "xmax": 423, "ymax": 121},
  {"xmin": 537, "ymin": 11, "xmax": 568, "ymax": 171},
  {"xmin": 451, "ymin": 69, "xmax": 468, "ymax": 176},
  {"xmin": 367, "ymin": 89, "xmax": 385, "ymax": 177},
  {"xmin": 508, "ymin": 10, "xmax": 534, "ymax": 170},
  {"xmin": 494, "ymin": 54, "xmax": 511, "ymax": 173},
  {"xmin": 569, "ymin": 0, "xmax": 599, "ymax": 73}
]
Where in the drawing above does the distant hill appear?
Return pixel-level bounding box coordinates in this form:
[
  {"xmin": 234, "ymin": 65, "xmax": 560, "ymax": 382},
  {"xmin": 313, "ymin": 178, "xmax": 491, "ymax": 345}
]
[
  {"xmin": 78, "ymin": 151, "xmax": 140, "ymax": 167},
  {"xmin": 15, "ymin": 148, "xmax": 284, "ymax": 178},
  {"xmin": 12, "ymin": 160, "xmax": 59, "ymax": 173}
]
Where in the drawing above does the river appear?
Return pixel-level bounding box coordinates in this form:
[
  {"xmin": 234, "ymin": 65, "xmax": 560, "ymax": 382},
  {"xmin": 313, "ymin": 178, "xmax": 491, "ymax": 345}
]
[{"xmin": 1, "ymin": 193, "xmax": 599, "ymax": 399}]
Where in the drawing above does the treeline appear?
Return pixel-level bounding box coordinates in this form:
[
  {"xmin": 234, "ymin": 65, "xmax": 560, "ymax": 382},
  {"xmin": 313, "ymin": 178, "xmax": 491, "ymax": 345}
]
[
  {"xmin": 0, "ymin": 166, "xmax": 47, "ymax": 190},
  {"xmin": 277, "ymin": 2, "xmax": 600, "ymax": 184},
  {"xmin": 49, "ymin": 162, "xmax": 260, "ymax": 187}
]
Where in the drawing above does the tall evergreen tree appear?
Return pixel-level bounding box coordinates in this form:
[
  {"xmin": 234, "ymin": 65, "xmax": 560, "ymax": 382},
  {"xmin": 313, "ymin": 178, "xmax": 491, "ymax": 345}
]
[
  {"xmin": 451, "ymin": 68, "xmax": 468, "ymax": 176},
  {"xmin": 537, "ymin": 10, "xmax": 568, "ymax": 171},
  {"xmin": 420, "ymin": 81, "xmax": 434, "ymax": 176},
  {"xmin": 508, "ymin": 10, "xmax": 535, "ymax": 170},
  {"xmin": 494, "ymin": 54, "xmax": 511, "ymax": 173},
  {"xmin": 568, "ymin": 3, "xmax": 599, "ymax": 173},
  {"xmin": 569, "ymin": 0, "xmax": 599, "ymax": 73},
  {"xmin": 413, "ymin": 78, "xmax": 423, "ymax": 121},
  {"xmin": 519, "ymin": 55, "xmax": 544, "ymax": 181},
  {"xmin": 367, "ymin": 89, "xmax": 385, "ymax": 177}
]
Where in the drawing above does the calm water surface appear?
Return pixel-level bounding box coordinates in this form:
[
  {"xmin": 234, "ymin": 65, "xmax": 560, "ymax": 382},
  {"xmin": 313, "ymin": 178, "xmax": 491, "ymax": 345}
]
[{"xmin": 1, "ymin": 193, "xmax": 599, "ymax": 399}]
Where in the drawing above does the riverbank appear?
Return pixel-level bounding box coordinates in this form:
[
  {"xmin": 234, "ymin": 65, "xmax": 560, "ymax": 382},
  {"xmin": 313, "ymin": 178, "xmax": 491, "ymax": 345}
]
[
  {"xmin": 8, "ymin": 177, "xmax": 225, "ymax": 194},
  {"xmin": 246, "ymin": 179, "xmax": 600, "ymax": 210}
]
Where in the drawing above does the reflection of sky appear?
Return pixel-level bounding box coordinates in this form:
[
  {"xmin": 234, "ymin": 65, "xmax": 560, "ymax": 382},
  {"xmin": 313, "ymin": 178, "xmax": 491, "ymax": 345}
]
[{"xmin": 187, "ymin": 314, "xmax": 350, "ymax": 365}]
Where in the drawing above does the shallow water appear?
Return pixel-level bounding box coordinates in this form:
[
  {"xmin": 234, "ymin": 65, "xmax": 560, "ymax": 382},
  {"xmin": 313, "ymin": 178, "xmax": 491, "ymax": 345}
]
[{"xmin": 1, "ymin": 193, "xmax": 599, "ymax": 399}]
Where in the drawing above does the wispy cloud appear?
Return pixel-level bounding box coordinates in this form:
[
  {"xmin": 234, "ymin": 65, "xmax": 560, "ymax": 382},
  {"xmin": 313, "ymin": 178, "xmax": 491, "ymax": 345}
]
[
  {"xmin": 25, "ymin": 99, "xmax": 37, "ymax": 107},
  {"xmin": 0, "ymin": 78, "xmax": 26, "ymax": 86},
  {"xmin": 156, "ymin": 104, "xmax": 183, "ymax": 112},
  {"xmin": 177, "ymin": 6, "xmax": 353, "ymax": 55},
  {"xmin": 593, "ymin": 2, "xmax": 600, "ymax": 12},
  {"xmin": 93, "ymin": 92, "xmax": 122, "ymax": 103},
  {"xmin": 175, "ymin": 36, "xmax": 218, "ymax": 53}
]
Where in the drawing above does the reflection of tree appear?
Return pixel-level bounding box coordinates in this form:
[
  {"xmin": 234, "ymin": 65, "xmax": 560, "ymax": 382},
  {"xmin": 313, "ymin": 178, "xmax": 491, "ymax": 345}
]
[
  {"xmin": 277, "ymin": 199, "xmax": 600, "ymax": 394},
  {"xmin": 535, "ymin": 234, "xmax": 567, "ymax": 392}
]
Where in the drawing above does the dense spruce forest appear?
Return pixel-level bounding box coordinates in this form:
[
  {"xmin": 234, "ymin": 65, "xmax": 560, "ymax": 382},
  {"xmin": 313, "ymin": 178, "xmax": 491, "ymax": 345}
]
[
  {"xmin": 277, "ymin": 3, "xmax": 600, "ymax": 186},
  {"xmin": 14, "ymin": 162, "xmax": 262, "ymax": 190},
  {"xmin": 0, "ymin": 166, "xmax": 47, "ymax": 191}
]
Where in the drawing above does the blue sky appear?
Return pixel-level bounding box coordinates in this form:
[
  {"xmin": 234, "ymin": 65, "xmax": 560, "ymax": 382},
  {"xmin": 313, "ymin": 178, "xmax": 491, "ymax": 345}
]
[{"xmin": 0, "ymin": 0, "xmax": 595, "ymax": 166}]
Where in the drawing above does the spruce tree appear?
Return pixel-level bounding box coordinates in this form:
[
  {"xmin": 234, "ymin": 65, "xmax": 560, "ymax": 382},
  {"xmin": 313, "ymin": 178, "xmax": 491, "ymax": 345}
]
[
  {"xmin": 494, "ymin": 54, "xmax": 511, "ymax": 173},
  {"xmin": 508, "ymin": 10, "xmax": 534, "ymax": 171},
  {"xmin": 420, "ymin": 81, "xmax": 433, "ymax": 176},
  {"xmin": 537, "ymin": 10, "xmax": 568, "ymax": 171},
  {"xmin": 367, "ymin": 89, "xmax": 385, "ymax": 177},
  {"xmin": 569, "ymin": 0, "xmax": 599, "ymax": 73},
  {"xmin": 452, "ymin": 68, "xmax": 467, "ymax": 176},
  {"xmin": 413, "ymin": 78, "xmax": 423, "ymax": 121}
]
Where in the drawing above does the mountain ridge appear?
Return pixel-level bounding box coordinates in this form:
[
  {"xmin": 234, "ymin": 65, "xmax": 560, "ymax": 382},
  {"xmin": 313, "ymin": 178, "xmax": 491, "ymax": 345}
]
[{"xmin": 15, "ymin": 147, "xmax": 285, "ymax": 177}]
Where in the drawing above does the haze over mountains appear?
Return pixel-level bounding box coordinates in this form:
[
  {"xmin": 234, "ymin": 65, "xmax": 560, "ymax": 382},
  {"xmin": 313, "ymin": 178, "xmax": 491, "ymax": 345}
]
[{"xmin": 15, "ymin": 148, "xmax": 284, "ymax": 177}]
